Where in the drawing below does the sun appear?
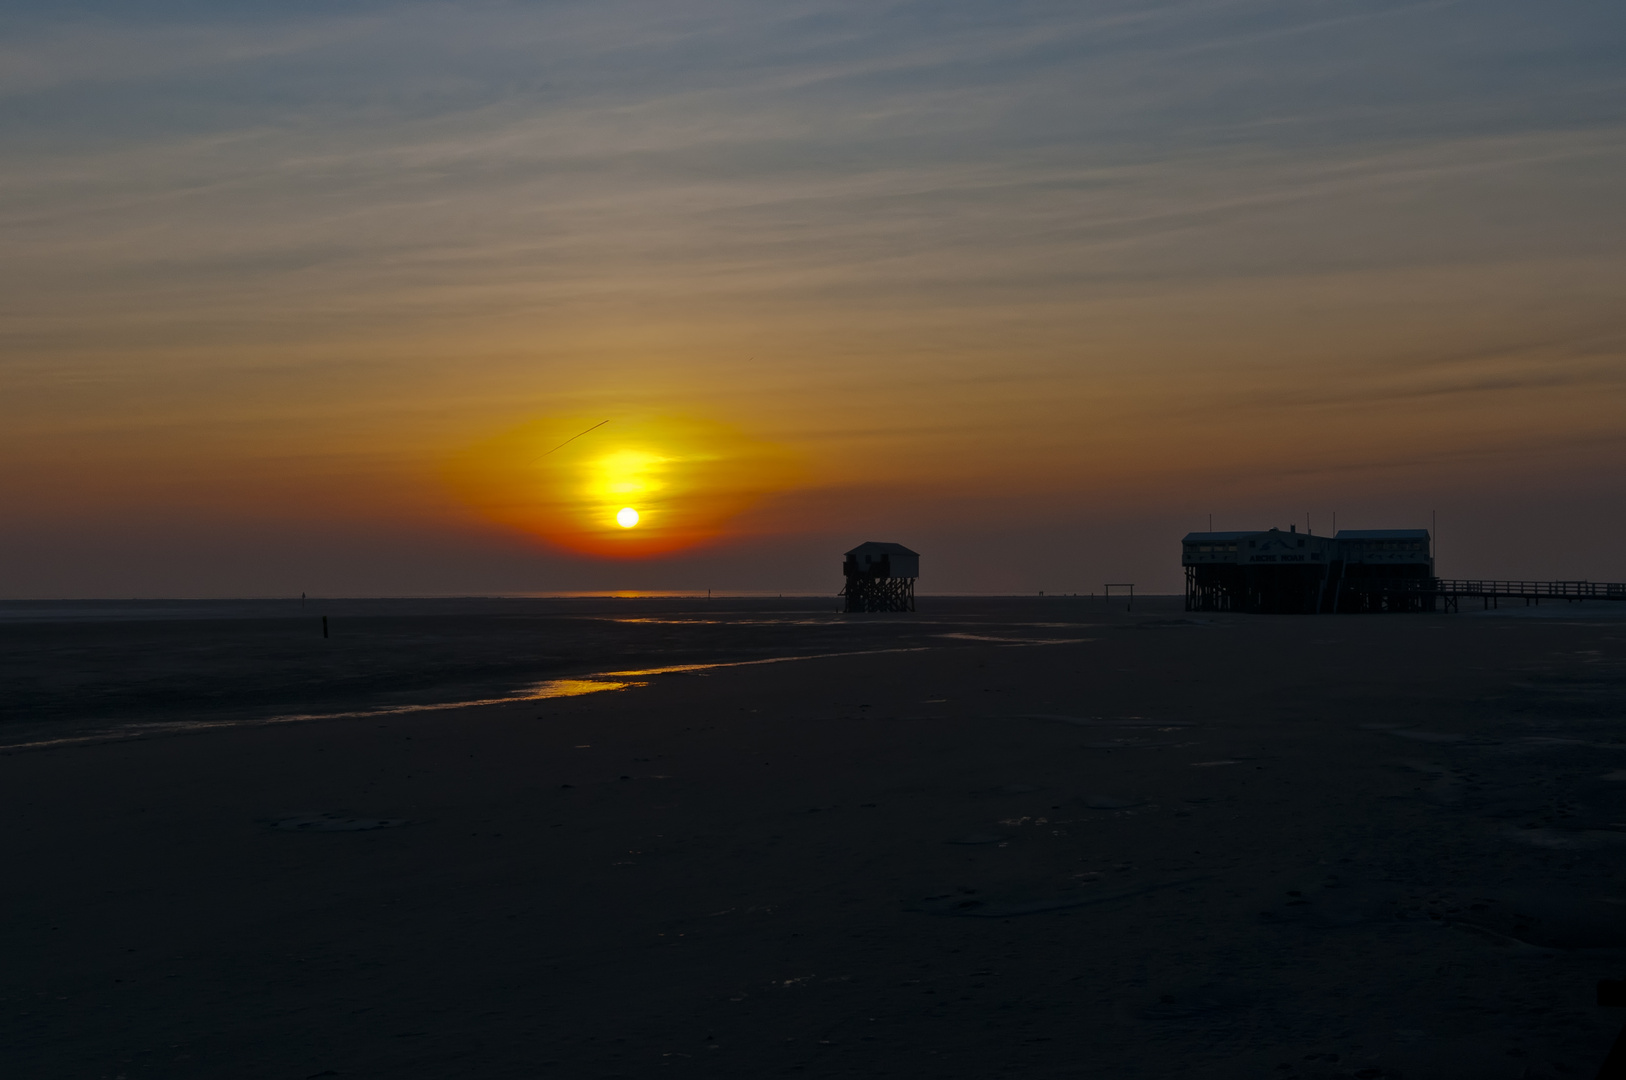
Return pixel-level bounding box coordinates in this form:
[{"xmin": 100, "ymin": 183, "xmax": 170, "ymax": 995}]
[{"xmin": 446, "ymin": 414, "xmax": 800, "ymax": 558}]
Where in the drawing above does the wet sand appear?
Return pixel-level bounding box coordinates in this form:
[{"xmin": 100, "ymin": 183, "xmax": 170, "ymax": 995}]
[{"xmin": 4, "ymin": 598, "xmax": 1626, "ymax": 1078}]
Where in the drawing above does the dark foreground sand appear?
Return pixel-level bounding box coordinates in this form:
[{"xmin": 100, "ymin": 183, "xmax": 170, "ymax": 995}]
[{"xmin": 5, "ymin": 599, "xmax": 1626, "ymax": 1078}]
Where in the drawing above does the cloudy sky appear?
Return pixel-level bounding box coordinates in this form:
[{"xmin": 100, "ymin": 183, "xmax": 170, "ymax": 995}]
[{"xmin": 2, "ymin": 0, "xmax": 1623, "ymax": 596}]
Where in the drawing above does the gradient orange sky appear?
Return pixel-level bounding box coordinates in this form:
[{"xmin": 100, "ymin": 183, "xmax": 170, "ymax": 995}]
[{"xmin": 2, "ymin": 2, "xmax": 1624, "ymax": 596}]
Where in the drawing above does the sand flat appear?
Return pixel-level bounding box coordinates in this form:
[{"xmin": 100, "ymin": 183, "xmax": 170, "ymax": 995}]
[{"xmin": 3, "ymin": 598, "xmax": 1626, "ymax": 1078}]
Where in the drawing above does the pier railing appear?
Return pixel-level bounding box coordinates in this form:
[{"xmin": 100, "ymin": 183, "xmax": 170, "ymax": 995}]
[
  {"xmin": 1184, "ymin": 568, "xmax": 1626, "ymax": 613},
  {"xmin": 1336, "ymin": 577, "xmax": 1626, "ymax": 613},
  {"xmin": 1433, "ymin": 579, "xmax": 1626, "ymax": 601}
]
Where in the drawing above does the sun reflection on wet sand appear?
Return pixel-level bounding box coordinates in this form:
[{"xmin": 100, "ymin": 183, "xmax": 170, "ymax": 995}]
[
  {"xmin": 0, "ymin": 638, "xmax": 1091, "ymax": 753},
  {"xmin": 522, "ymin": 678, "xmax": 640, "ymax": 699},
  {"xmin": 0, "ymin": 678, "xmax": 645, "ymax": 752}
]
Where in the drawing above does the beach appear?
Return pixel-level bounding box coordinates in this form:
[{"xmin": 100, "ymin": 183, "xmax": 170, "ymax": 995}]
[{"xmin": 4, "ymin": 597, "xmax": 1626, "ymax": 1078}]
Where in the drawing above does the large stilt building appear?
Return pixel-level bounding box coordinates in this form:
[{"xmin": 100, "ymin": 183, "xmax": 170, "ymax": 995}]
[{"xmin": 1183, "ymin": 527, "xmax": 1433, "ymax": 613}]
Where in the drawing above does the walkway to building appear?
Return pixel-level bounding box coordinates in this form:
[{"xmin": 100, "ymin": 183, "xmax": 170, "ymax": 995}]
[{"xmin": 1336, "ymin": 578, "xmax": 1626, "ymax": 613}]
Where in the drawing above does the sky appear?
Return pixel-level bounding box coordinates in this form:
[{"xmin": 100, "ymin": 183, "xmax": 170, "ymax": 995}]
[{"xmin": 2, "ymin": 0, "xmax": 1624, "ymax": 597}]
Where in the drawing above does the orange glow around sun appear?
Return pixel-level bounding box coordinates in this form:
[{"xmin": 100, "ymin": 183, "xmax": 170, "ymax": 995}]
[{"xmin": 447, "ymin": 415, "xmax": 797, "ymax": 558}]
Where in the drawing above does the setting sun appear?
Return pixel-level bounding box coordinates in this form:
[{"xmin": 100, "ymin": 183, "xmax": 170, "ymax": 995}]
[{"xmin": 447, "ymin": 415, "xmax": 798, "ymax": 558}]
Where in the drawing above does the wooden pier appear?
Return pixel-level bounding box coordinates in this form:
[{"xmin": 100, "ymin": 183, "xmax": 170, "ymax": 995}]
[
  {"xmin": 1428, "ymin": 578, "xmax": 1626, "ymax": 613},
  {"xmin": 1300, "ymin": 576, "xmax": 1626, "ymax": 614}
]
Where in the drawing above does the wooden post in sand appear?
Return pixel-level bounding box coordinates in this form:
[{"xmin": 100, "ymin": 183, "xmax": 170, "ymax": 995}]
[
  {"xmin": 322, "ymin": 616, "xmax": 328, "ymax": 639},
  {"xmin": 1104, "ymin": 583, "xmax": 1135, "ymax": 611}
]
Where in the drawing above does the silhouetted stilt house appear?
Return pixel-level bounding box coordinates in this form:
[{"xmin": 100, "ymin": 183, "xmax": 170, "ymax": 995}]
[
  {"xmin": 1183, "ymin": 527, "xmax": 1433, "ymax": 613},
  {"xmin": 842, "ymin": 542, "xmax": 918, "ymax": 613}
]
